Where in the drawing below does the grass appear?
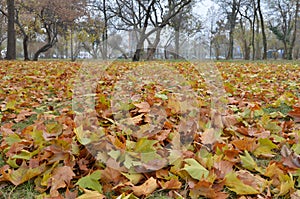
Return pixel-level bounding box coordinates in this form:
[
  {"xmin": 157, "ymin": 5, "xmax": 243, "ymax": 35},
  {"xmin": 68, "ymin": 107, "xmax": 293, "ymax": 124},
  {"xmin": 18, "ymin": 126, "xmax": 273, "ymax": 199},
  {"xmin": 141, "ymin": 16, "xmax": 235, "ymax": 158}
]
[
  {"xmin": 0, "ymin": 140, "xmax": 39, "ymax": 199},
  {"xmin": 0, "ymin": 180, "xmax": 39, "ymax": 199}
]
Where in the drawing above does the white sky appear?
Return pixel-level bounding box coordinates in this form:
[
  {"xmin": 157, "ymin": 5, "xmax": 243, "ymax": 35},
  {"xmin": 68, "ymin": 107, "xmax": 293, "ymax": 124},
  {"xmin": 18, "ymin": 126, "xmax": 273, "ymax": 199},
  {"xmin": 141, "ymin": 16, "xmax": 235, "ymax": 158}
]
[{"xmin": 194, "ymin": 0, "xmax": 216, "ymax": 16}]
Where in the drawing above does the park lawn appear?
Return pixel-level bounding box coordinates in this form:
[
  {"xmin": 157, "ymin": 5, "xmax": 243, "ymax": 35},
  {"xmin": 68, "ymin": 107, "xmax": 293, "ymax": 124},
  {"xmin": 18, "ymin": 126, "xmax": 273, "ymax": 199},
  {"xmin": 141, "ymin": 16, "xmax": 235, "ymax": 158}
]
[{"xmin": 0, "ymin": 60, "xmax": 299, "ymax": 199}]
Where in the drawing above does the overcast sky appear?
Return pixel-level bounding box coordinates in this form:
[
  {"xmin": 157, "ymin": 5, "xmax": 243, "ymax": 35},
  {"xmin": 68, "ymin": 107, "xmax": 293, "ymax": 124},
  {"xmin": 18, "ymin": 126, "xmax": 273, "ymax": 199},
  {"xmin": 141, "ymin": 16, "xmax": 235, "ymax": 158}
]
[{"xmin": 194, "ymin": 0, "xmax": 216, "ymax": 16}]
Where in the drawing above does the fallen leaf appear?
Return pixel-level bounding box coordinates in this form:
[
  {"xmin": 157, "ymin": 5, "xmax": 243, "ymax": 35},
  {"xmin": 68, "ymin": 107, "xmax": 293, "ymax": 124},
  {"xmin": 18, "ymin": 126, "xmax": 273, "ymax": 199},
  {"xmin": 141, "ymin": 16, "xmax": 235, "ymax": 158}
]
[
  {"xmin": 76, "ymin": 170, "xmax": 102, "ymax": 193},
  {"xmin": 160, "ymin": 178, "xmax": 182, "ymax": 190},
  {"xmin": 225, "ymin": 172, "xmax": 260, "ymax": 195},
  {"xmin": 77, "ymin": 188, "xmax": 105, "ymax": 199},
  {"xmin": 133, "ymin": 101, "xmax": 150, "ymax": 113},
  {"xmin": 201, "ymin": 128, "xmax": 222, "ymax": 145},
  {"xmin": 182, "ymin": 158, "xmax": 209, "ymax": 180},
  {"xmin": 0, "ymin": 163, "xmax": 46, "ymax": 186},
  {"xmin": 49, "ymin": 166, "xmax": 75, "ymax": 196},
  {"xmin": 132, "ymin": 177, "xmax": 159, "ymax": 197}
]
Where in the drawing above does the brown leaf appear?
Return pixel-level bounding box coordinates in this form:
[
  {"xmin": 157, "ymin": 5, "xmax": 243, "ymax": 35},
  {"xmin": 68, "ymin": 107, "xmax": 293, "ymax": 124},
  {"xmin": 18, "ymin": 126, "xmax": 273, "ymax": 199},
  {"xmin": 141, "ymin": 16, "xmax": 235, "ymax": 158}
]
[
  {"xmin": 132, "ymin": 177, "xmax": 159, "ymax": 197},
  {"xmin": 133, "ymin": 101, "xmax": 150, "ymax": 113},
  {"xmin": 101, "ymin": 167, "xmax": 123, "ymax": 184},
  {"xmin": 49, "ymin": 166, "xmax": 75, "ymax": 197},
  {"xmin": 189, "ymin": 181, "xmax": 228, "ymax": 199},
  {"xmin": 14, "ymin": 109, "xmax": 36, "ymax": 123},
  {"xmin": 236, "ymin": 170, "xmax": 267, "ymax": 193},
  {"xmin": 232, "ymin": 138, "xmax": 258, "ymax": 152},
  {"xmin": 65, "ymin": 188, "xmax": 78, "ymax": 199},
  {"xmin": 222, "ymin": 115, "xmax": 239, "ymax": 128},
  {"xmin": 288, "ymin": 106, "xmax": 300, "ymax": 122},
  {"xmin": 213, "ymin": 160, "xmax": 234, "ymax": 179},
  {"xmin": 0, "ymin": 163, "xmax": 46, "ymax": 186},
  {"xmin": 201, "ymin": 128, "xmax": 222, "ymax": 145},
  {"xmin": 161, "ymin": 178, "xmax": 182, "ymax": 190},
  {"xmin": 281, "ymin": 145, "xmax": 300, "ymax": 168},
  {"xmin": 236, "ymin": 126, "xmax": 250, "ymax": 136}
]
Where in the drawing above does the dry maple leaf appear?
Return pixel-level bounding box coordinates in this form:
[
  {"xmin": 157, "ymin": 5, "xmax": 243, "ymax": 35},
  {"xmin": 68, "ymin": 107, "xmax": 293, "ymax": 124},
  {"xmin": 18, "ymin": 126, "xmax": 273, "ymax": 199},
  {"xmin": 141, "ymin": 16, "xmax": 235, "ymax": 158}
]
[
  {"xmin": 49, "ymin": 166, "xmax": 75, "ymax": 197},
  {"xmin": 201, "ymin": 128, "xmax": 222, "ymax": 145},
  {"xmin": 133, "ymin": 101, "xmax": 151, "ymax": 113},
  {"xmin": 160, "ymin": 178, "xmax": 182, "ymax": 190},
  {"xmin": 132, "ymin": 177, "xmax": 159, "ymax": 197},
  {"xmin": 288, "ymin": 106, "xmax": 300, "ymax": 123}
]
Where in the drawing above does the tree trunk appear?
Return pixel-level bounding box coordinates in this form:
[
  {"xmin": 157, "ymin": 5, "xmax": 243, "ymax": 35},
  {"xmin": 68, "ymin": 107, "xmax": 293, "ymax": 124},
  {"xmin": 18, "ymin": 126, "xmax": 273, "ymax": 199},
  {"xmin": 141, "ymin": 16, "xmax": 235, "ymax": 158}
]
[
  {"xmin": 33, "ymin": 24, "xmax": 57, "ymax": 61},
  {"xmin": 258, "ymin": 0, "xmax": 267, "ymax": 60},
  {"xmin": 227, "ymin": 29, "xmax": 234, "ymax": 60},
  {"xmin": 70, "ymin": 27, "xmax": 75, "ymax": 61},
  {"xmin": 251, "ymin": 1, "xmax": 256, "ymax": 61},
  {"xmin": 288, "ymin": 0, "xmax": 299, "ymax": 60},
  {"xmin": 14, "ymin": 9, "xmax": 30, "ymax": 60},
  {"xmin": 6, "ymin": 0, "xmax": 16, "ymax": 60},
  {"xmin": 33, "ymin": 44, "xmax": 53, "ymax": 61},
  {"xmin": 174, "ymin": 28, "xmax": 180, "ymax": 59},
  {"xmin": 102, "ymin": 0, "xmax": 108, "ymax": 60},
  {"xmin": 132, "ymin": 35, "xmax": 146, "ymax": 61},
  {"xmin": 133, "ymin": 48, "xmax": 141, "ymax": 61},
  {"xmin": 226, "ymin": 0, "xmax": 239, "ymax": 60},
  {"xmin": 146, "ymin": 29, "xmax": 161, "ymax": 60},
  {"xmin": 255, "ymin": 14, "xmax": 261, "ymax": 59},
  {"xmin": 23, "ymin": 35, "xmax": 30, "ymax": 61},
  {"xmin": 244, "ymin": 41, "xmax": 250, "ymax": 60}
]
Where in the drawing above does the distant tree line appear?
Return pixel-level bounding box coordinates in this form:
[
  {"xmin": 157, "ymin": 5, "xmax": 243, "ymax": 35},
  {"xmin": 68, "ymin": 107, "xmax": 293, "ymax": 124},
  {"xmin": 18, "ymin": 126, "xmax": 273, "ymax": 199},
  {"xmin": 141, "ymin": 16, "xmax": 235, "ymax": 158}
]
[
  {"xmin": 0, "ymin": 0, "xmax": 299, "ymax": 61},
  {"xmin": 210, "ymin": 0, "xmax": 299, "ymax": 60}
]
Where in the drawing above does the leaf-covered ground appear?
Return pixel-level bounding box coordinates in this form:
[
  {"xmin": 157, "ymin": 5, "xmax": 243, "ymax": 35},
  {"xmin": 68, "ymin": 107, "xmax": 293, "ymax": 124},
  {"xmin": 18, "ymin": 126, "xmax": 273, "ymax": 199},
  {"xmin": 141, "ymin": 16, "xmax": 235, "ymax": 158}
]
[{"xmin": 0, "ymin": 60, "xmax": 299, "ymax": 199}]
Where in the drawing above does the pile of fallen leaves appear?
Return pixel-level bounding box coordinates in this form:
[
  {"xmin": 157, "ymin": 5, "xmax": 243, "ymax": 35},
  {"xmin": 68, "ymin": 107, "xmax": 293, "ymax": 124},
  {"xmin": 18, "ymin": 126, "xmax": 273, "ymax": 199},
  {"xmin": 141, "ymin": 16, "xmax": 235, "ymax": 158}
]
[{"xmin": 0, "ymin": 60, "xmax": 299, "ymax": 198}]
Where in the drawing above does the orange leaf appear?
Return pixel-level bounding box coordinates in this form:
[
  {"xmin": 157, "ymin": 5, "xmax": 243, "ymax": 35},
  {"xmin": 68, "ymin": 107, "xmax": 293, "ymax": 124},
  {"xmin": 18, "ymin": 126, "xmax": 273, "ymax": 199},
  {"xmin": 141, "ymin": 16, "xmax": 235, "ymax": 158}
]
[
  {"xmin": 161, "ymin": 178, "xmax": 182, "ymax": 190},
  {"xmin": 132, "ymin": 177, "xmax": 159, "ymax": 197},
  {"xmin": 232, "ymin": 138, "xmax": 258, "ymax": 152}
]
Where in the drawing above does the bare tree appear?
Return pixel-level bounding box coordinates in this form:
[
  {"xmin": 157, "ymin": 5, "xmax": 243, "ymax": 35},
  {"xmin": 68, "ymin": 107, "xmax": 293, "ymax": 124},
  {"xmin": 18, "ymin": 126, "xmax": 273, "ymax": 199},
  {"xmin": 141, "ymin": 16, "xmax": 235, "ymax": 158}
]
[
  {"xmin": 268, "ymin": 0, "xmax": 299, "ymax": 59},
  {"xmin": 170, "ymin": 1, "xmax": 202, "ymax": 59},
  {"xmin": 16, "ymin": 0, "xmax": 86, "ymax": 61},
  {"xmin": 112, "ymin": 0, "xmax": 192, "ymax": 61},
  {"xmin": 238, "ymin": 0, "xmax": 257, "ymax": 60},
  {"xmin": 214, "ymin": 0, "xmax": 242, "ymax": 59},
  {"xmin": 6, "ymin": 0, "xmax": 16, "ymax": 60},
  {"xmin": 88, "ymin": 0, "xmax": 116, "ymax": 59}
]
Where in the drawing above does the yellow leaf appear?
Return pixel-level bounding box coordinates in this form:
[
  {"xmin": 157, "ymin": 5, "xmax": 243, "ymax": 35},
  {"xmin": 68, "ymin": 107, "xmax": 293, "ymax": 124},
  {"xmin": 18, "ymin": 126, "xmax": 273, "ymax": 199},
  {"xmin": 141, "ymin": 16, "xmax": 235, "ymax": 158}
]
[
  {"xmin": 77, "ymin": 189, "xmax": 105, "ymax": 199},
  {"xmin": 225, "ymin": 172, "xmax": 260, "ymax": 195}
]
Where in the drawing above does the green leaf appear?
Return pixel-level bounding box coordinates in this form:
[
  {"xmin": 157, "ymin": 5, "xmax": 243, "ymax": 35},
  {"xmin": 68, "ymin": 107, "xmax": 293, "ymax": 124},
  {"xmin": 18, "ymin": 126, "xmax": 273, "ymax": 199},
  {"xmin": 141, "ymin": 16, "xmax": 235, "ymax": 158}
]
[
  {"xmin": 240, "ymin": 151, "xmax": 262, "ymax": 173},
  {"xmin": 292, "ymin": 143, "xmax": 300, "ymax": 154},
  {"xmin": 277, "ymin": 173, "xmax": 295, "ymax": 196},
  {"xmin": 155, "ymin": 93, "xmax": 168, "ymax": 100},
  {"xmin": 182, "ymin": 158, "xmax": 209, "ymax": 180},
  {"xmin": 225, "ymin": 172, "xmax": 260, "ymax": 195},
  {"xmin": 5, "ymin": 99, "xmax": 17, "ymax": 110},
  {"xmin": 74, "ymin": 125, "xmax": 91, "ymax": 145},
  {"xmin": 108, "ymin": 150, "xmax": 121, "ymax": 160},
  {"xmin": 121, "ymin": 173, "xmax": 144, "ymax": 185},
  {"xmin": 12, "ymin": 149, "xmax": 39, "ymax": 160},
  {"xmin": 124, "ymin": 154, "xmax": 141, "ymax": 169},
  {"xmin": 141, "ymin": 152, "xmax": 162, "ymax": 163},
  {"xmin": 5, "ymin": 134, "xmax": 21, "ymax": 145},
  {"xmin": 134, "ymin": 138, "xmax": 158, "ymax": 153},
  {"xmin": 76, "ymin": 170, "xmax": 102, "ymax": 193},
  {"xmin": 254, "ymin": 138, "xmax": 278, "ymax": 157},
  {"xmin": 265, "ymin": 122, "xmax": 282, "ymax": 133}
]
